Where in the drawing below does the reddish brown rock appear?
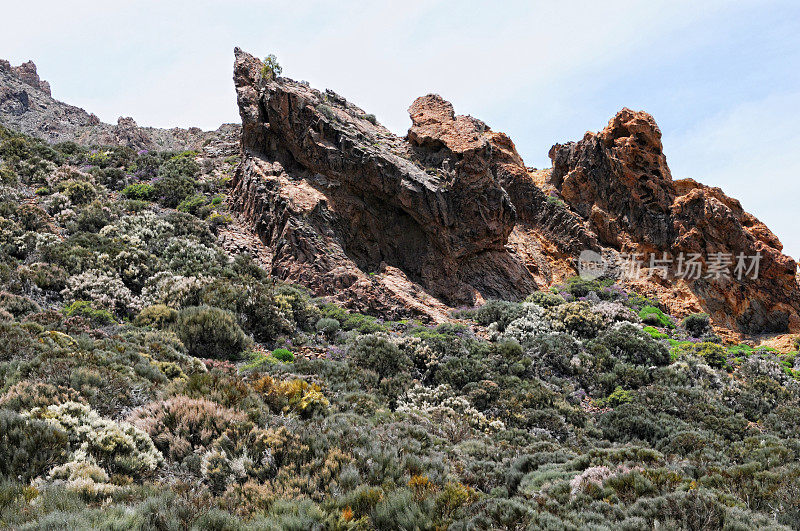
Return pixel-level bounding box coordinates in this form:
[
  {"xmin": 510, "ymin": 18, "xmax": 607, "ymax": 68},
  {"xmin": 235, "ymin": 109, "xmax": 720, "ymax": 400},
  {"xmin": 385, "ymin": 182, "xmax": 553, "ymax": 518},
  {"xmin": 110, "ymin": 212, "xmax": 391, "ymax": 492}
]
[
  {"xmin": 548, "ymin": 108, "xmax": 800, "ymax": 333},
  {"xmin": 231, "ymin": 48, "xmax": 539, "ymax": 319},
  {"xmin": 230, "ymin": 48, "xmax": 799, "ymax": 333}
]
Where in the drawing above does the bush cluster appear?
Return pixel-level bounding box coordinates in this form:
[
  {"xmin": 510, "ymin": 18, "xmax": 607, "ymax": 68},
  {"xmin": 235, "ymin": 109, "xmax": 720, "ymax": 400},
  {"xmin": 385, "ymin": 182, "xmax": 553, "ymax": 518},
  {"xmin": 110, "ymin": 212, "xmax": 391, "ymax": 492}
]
[{"xmin": 1, "ymin": 126, "xmax": 798, "ymax": 529}]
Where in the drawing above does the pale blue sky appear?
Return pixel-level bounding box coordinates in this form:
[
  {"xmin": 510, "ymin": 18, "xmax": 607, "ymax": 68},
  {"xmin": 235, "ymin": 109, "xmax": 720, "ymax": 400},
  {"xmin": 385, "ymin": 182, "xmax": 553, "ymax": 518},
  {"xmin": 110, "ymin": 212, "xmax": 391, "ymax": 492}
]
[{"xmin": 2, "ymin": 1, "xmax": 798, "ymax": 257}]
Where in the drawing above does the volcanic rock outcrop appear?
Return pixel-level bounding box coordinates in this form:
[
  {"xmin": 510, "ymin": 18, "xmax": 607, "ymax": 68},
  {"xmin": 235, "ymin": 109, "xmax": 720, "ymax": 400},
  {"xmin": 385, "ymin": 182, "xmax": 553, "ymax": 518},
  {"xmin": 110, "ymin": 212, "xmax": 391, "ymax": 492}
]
[
  {"xmin": 547, "ymin": 109, "xmax": 800, "ymax": 333},
  {"xmin": 231, "ymin": 48, "xmax": 553, "ymax": 319},
  {"xmin": 0, "ymin": 58, "xmax": 237, "ymax": 152},
  {"xmin": 232, "ymin": 47, "xmax": 799, "ymax": 332}
]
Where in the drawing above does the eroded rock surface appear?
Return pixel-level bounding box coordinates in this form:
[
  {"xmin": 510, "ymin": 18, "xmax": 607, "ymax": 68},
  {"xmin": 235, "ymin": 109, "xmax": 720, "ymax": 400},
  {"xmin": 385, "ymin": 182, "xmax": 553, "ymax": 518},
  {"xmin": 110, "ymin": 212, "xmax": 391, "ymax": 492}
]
[
  {"xmin": 548, "ymin": 108, "xmax": 800, "ymax": 333},
  {"xmin": 231, "ymin": 49, "xmax": 800, "ymax": 331},
  {"xmin": 231, "ymin": 48, "xmax": 543, "ymax": 319}
]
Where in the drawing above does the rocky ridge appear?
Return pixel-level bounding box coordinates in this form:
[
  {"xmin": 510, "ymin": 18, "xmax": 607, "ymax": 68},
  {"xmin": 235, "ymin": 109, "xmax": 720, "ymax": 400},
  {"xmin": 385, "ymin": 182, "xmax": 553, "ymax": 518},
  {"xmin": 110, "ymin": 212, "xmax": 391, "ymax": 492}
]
[
  {"xmin": 231, "ymin": 49, "xmax": 800, "ymax": 334},
  {"xmin": 0, "ymin": 58, "xmax": 238, "ymax": 152},
  {"xmin": 547, "ymin": 109, "xmax": 800, "ymax": 333},
  {"xmin": 231, "ymin": 48, "xmax": 558, "ymax": 320}
]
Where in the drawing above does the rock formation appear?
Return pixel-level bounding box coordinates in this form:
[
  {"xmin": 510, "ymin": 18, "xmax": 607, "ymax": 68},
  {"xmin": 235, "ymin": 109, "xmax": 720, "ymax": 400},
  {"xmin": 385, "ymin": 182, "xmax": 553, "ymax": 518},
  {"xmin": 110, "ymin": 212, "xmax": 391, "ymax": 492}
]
[
  {"xmin": 0, "ymin": 58, "xmax": 237, "ymax": 152},
  {"xmin": 231, "ymin": 48, "xmax": 800, "ymax": 333},
  {"xmin": 547, "ymin": 108, "xmax": 800, "ymax": 333},
  {"xmin": 3, "ymin": 51, "xmax": 796, "ymax": 334},
  {"xmin": 231, "ymin": 48, "xmax": 544, "ymax": 319}
]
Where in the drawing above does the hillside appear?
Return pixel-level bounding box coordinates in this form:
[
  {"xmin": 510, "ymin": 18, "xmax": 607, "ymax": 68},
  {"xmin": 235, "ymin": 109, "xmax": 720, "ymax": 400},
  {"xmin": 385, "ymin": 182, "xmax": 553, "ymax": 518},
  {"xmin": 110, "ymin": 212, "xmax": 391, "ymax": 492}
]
[{"xmin": 0, "ymin": 52, "xmax": 799, "ymax": 529}]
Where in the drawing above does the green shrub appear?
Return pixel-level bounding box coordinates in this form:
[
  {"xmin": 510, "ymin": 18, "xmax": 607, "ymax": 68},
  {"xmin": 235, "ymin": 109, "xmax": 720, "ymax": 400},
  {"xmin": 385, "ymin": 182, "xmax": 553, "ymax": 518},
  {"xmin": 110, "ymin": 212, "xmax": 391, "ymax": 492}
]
[
  {"xmin": 135, "ymin": 304, "xmax": 178, "ymax": 328},
  {"xmin": 121, "ymin": 183, "xmax": 154, "ymax": 200},
  {"xmin": 316, "ymin": 104, "xmax": 336, "ymax": 121},
  {"xmin": 672, "ymin": 341, "xmax": 728, "ymax": 368},
  {"xmin": 62, "ymin": 180, "xmax": 97, "ymax": 205},
  {"xmin": 260, "ymin": 54, "xmax": 283, "ymax": 81},
  {"xmin": 152, "ymin": 157, "xmax": 199, "ymax": 207},
  {"xmin": 0, "ymin": 163, "xmax": 17, "ymax": 185},
  {"xmin": 272, "ymin": 348, "xmax": 295, "ymax": 363},
  {"xmin": 591, "ymin": 322, "xmax": 670, "ymax": 366},
  {"xmin": 682, "ymin": 313, "xmax": 710, "ymax": 337},
  {"xmin": 350, "ymin": 333, "xmax": 411, "ymax": 380},
  {"xmin": 173, "ymin": 306, "xmax": 250, "ymax": 360},
  {"xmin": 177, "ymin": 194, "xmax": 207, "ymax": 216},
  {"xmin": 0, "ymin": 408, "xmax": 69, "ymax": 481},
  {"xmin": 198, "ymin": 278, "xmax": 293, "ymax": 342},
  {"xmin": 642, "ymin": 326, "xmax": 668, "ymax": 340},
  {"xmin": 315, "ymin": 317, "xmax": 340, "ymax": 338},
  {"xmin": 525, "ymin": 290, "xmax": 565, "ymax": 308},
  {"xmin": 63, "ymin": 300, "xmax": 116, "ymax": 325},
  {"xmin": 603, "ymin": 386, "xmax": 634, "ymax": 407},
  {"xmin": 558, "ymin": 276, "xmax": 613, "ymax": 299},
  {"xmin": 372, "ymin": 489, "xmax": 432, "ymax": 530},
  {"xmin": 474, "ymin": 300, "xmax": 524, "ymax": 331},
  {"xmin": 639, "ymin": 306, "xmax": 674, "ymax": 328}
]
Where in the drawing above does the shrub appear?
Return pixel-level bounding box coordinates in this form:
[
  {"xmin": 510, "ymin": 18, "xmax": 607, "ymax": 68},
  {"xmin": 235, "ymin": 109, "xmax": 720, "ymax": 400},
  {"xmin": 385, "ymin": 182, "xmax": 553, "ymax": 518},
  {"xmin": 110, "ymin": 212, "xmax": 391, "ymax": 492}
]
[
  {"xmin": 121, "ymin": 183, "xmax": 154, "ymax": 200},
  {"xmin": 128, "ymin": 396, "xmax": 246, "ymax": 461},
  {"xmin": 474, "ymin": 300, "xmax": 524, "ymax": 331},
  {"xmin": 315, "ymin": 317, "xmax": 341, "ymax": 338},
  {"xmin": 549, "ymin": 301, "xmax": 604, "ymax": 339},
  {"xmin": 61, "ymin": 269, "xmax": 141, "ymax": 318},
  {"xmin": 642, "ymin": 326, "xmax": 667, "ymax": 340},
  {"xmin": 0, "ymin": 381, "xmax": 85, "ymax": 411},
  {"xmin": 177, "ymin": 194, "xmax": 207, "ymax": 216},
  {"xmin": 25, "ymin": 401, "xmax": 163, "ymax": 477},
  {"xmin": 682, "ymin": 313, "xmax": 710, "ymax": 337},
  {"xmin": 74, "ymin": 201, "xmax": 115, "ymax": 232},
  {"xmin": 523, "ymin": 332, "xmax": 582, "ymax": 379},
  {"xmin": 197, "ymin": 278, "xmax": 293, "ymax": 342},
  {"xmin": 260, "ymin": 54, "xmax": 283, "ymax": 81},
  {"xmin": 173, "ymin": 305, "xmax": 250, "ymax": 360},
  {"xmin": 152, "ymin": 157, "xmax": 199, "ymax": 207},
  {"xmin": 0, "ymin": 291, "xmax": 40, "ymax": 317},
  {"xmin": 603, "ymin": 386, "xmax": 634, "ymax": 408},
  {"xmin": 0, "ymin": 409, "xmax": 69, "ymax": 481},
  {"xmin": 525, "ymin": 290, "xmax": 565, "ymax": 308},
  {"xmin": 349, "ymin": 333, "xmax": 411, "ymax": 380},
  {"xmin": 62, "ymin": 180, "xmax": 97, "ymax": 205},
  {"xmin": 135, "ymin": 304, "xmax": 178, "ymax": 328},
  {"xmin": 592, "ymin": 322, "xmax": 670, "ymax": 366},
  {"xmin": 162, "ymin": 237, "xmax": 225, "ymax": 276},
  {"xmin": 559, "ymin": 277, "xmax": 610, "ymax": 298},
  {"xmin": 397, "ymin": 383, "xmax": 504, "ymax": 433},
  {"xmin": 372, "ymin": 489, "xmax": 432, "ymax": 530},
  {"xmin": 62, "ymin": 300, "xmax": 116, "ymax": 325},
  {"xmin": 672, "ymin": 341, "xmax": 728, "ymax": 368},
  {"xmin": 639, "ymin": 306, "xmax": 674, "ymax": 328},
  {"xmin": 0, "ymin": 163, "xmax": 17, "ymax": 185},
  {"xmin": 251, "ymin": 376, "xmax": 329, "ymax": 417},
  {"xmin": 272, "ymin": 348, "xmax": 295, "ymax": 363},
  {"xmin": 501, "ymin": 304, "xmax": 552, "ymax": 345}
]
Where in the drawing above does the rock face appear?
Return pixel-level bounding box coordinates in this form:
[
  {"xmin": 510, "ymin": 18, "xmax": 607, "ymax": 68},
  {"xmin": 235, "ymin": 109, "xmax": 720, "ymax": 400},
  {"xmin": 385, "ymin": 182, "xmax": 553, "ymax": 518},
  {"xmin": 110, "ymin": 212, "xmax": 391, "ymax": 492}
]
[
  {"xmin": 231, "ymin": 48, "xmax": 541, "ymax": 319},
  {"xmin": 231, "ymin": 49, "xmax": 800, "ymax": 331},
  {"xmin": 548, "ymin": 108, "xmax": 800, "ymax": 333},
  {"xmin": 0, "ymin": 58, "xmax": 237, "ymax": 152}
]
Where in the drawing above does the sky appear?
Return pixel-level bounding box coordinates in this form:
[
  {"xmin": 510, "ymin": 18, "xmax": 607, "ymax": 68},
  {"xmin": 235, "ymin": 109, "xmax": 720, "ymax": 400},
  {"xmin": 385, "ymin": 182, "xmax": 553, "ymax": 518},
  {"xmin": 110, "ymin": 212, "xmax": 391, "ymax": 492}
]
[{"xmin": 2, "ymin": 0, "xmax": 799, "ymax": 257}]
